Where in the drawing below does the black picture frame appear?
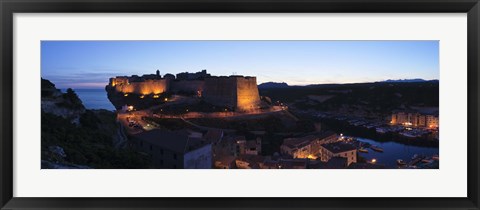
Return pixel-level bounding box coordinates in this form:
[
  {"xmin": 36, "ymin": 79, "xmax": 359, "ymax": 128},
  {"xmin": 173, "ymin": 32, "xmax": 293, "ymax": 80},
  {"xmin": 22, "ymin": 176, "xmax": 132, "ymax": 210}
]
[{"xmin": 1, "ymin": 0, "xmax": 479, "ymax": 209}]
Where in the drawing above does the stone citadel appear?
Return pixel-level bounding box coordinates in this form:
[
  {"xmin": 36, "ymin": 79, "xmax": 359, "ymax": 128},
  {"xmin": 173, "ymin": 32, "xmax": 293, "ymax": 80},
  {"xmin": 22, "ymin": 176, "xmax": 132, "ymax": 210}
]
[{"xmin": 107, "ymin": 70, "xmax": 261, "ymax": 111}]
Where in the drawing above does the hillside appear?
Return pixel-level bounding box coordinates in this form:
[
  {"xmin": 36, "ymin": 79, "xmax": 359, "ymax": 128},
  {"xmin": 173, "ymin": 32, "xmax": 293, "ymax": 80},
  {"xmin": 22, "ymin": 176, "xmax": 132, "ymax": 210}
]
[
  {"xmin": 41, "ymin": 78, "xmax": 152, "ymax": 169},
  {"xmin": 259, "ymin": 81, "xmax": 439, "ymax": 115}
]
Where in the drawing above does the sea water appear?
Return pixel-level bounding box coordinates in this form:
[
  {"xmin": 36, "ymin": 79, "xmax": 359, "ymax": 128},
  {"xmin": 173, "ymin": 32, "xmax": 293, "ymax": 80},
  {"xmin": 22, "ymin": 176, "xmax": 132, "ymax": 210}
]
[{"xmin": 65, "ymin": 89, "xmax": 115, "ymax": 111}]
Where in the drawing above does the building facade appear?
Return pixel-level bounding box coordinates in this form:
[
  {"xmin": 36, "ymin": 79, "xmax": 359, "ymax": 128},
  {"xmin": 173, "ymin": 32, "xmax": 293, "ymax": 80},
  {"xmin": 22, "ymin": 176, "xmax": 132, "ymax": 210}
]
[
  {"xmin": 133, "ymin": 129, "xmax": 212, "ymax": 169},
  {"xmin": 319, "ymin": 142, "xmax": 357, "ymax": 166},
  {"xmin": 280, "ymin": 131, "xmax": 338, "ymax": 159},
  {"xmin": 391, "ymin": 111, "xmax": 439, "ymax": 128}
]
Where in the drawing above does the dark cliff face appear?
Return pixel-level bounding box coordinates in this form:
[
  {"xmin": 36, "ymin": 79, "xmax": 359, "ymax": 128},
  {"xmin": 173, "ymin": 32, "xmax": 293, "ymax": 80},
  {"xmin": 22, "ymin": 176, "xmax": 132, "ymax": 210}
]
[
  {"xmin": 41, "ymin": 78, "xmax": 86, "ymax": 124},
  {"xmin": 41, "ymin": 79, "xmax": 153, "ymax": 169},
  {"xmin": 105, "ymin": 85, "xmax": 124, "ymax": 110}
]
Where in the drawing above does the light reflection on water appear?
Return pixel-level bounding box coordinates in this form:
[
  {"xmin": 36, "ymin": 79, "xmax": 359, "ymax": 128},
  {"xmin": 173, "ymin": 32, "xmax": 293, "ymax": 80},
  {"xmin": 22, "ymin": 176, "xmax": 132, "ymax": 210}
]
[{"xmin": 355, "ymin": 137, "xmax": 439, "ymax": 168}]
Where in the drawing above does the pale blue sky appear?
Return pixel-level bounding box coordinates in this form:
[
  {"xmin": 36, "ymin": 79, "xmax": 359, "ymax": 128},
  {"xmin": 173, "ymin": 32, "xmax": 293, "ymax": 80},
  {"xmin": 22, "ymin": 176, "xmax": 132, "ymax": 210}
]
[{"xmin": 41, "ymin": 41, "xmax": 439, "ymax": 89}]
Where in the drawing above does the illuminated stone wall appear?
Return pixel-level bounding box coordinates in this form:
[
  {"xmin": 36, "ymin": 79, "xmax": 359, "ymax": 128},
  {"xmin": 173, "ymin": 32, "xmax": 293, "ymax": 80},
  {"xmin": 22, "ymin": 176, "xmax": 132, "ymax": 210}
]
[
  {"xmin": 391, "ymin": 112, "xmax": 439, "ymax": 128},
  {"xmin": 131, "ymin": 79, "xmax": 168, "ymax": 95},
  {"xmin": 235, "ymin": 77, "xmax": 261, "ymax": 111},
  {"xmin": 203, "ymin": 76, "xmax": 261, "ymax": 111},
  {"xmin": 109, "ymin": 74, "xmax": 261, "ymax": 111},
  {"xmin": 109, "ymin": 77, "xmax": 167, "ymax": 95},
  {"xmin": 110, "ymin": 77, "xmax": 129, "ymax": 89}
]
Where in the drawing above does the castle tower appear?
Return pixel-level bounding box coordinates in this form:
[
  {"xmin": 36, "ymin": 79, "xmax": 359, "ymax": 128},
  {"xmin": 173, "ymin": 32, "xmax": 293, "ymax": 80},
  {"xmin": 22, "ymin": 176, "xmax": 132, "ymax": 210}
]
[{"xmin": 203, "ymin": 76, "xmax": 261, "ymax": 112}]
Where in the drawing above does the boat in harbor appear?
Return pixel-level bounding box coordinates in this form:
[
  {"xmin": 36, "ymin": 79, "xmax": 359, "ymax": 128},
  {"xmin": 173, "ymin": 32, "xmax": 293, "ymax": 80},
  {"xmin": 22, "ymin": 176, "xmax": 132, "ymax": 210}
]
[
  {"xmin": 371, "ymin": 145, "xmax": 384, "ymax": 152},
  {"xmin": 421, "ymin": 158, "xmax": 434, "ymax": 164},
  {"xmin": 412, "ymin": 154, "xmax": 418, "ymax": 160},
  {"xmin": 358, "ymin": 148, "xmax": 369, "ymax": 153},
  {"xmin": 397, "ymin": 159, "xmax": 407, "ymax": 165}
]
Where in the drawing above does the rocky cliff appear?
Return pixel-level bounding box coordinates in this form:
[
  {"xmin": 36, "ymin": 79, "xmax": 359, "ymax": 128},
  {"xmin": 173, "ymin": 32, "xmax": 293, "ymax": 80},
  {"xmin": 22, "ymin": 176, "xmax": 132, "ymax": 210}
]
[{"xmin": 41, "ymin": 78, "xmax": 152, "ymax": 169}]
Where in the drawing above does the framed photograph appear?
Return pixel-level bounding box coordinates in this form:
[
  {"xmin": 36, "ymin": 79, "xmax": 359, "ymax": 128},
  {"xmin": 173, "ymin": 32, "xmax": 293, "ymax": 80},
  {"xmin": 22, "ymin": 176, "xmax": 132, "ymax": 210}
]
[{"xmin": 1, "ymin": 0, "xmax": 479, "ymax": 209}]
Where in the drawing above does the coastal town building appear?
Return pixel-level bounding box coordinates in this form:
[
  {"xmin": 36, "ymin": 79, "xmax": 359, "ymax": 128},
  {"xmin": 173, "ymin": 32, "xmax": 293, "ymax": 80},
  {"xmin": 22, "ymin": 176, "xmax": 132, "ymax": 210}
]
[
  {"xmin": 235, "ymin": 155, "xmax": 266, "ymax": 169},
  {"xmin": 214, "ymin": 156, "xmax": 236, "ymax": 169},
  {"xmin": 133, "ymin": 129, "xmax": 212, "ymax": 169},
  {"xmin": 319, "ymin": 141, "xmax": 357, "ymax": 166},
  {"xmin": 280, "ymin": 131, "xmax": 337, "ymax": 159},
  {"xmin": 237, "ymin": 138, "xmax": 262, "ymax": 155},
  {"xmin": 391, "ymin": 111, "xmax": 439, "ymax": 128}
]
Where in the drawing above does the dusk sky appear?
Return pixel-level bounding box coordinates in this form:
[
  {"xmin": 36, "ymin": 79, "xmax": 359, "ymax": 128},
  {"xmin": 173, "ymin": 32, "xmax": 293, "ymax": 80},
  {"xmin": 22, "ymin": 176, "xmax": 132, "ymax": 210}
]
[{"xmin": 41, "ymin": 41, "xmax": 439, "ymax": 89}]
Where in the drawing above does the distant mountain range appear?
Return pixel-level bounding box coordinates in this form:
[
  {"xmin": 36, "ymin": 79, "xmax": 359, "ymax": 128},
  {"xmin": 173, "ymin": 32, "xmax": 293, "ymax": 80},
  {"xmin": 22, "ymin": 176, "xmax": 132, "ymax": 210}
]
[
  {"xmin": 258, "ymin": 82, "xmax": 289, "ymax": 89},
  {"xmin": 378, "ymin": 79, "xmax": 439, "ymax": 83},
  {"xmin": 259, "ymin": 79, "xmax": 438, "ymax": 88}
]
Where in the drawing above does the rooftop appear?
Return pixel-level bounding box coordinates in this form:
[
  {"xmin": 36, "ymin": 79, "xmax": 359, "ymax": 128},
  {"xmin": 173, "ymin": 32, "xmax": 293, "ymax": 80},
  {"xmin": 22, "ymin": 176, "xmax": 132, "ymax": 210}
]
[
  {"xmin": 279, "ymin": 159, "xmax": 308, "ymax": 169},
  {"xmin": 282, "ymin": 135, "xmax": 317, "ymax": 149},
  {"xmin": 316, "ymin": 130, "xmax": 337, "ymax": 139},
  {"xmin": 133, "ymin": 129, "xmax": 209, "ymax": 154},
  {"xmin": 204, "ymin": 129, "xmax": 224, "ymax": 143},
  {"xmin": 321, "ymin": 141, "xmax": 356, "ymax": 154}
]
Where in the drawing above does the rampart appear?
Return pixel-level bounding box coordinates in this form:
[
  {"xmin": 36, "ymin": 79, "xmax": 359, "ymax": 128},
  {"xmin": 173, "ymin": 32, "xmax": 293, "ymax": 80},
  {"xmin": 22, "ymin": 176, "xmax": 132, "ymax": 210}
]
[
  {"xmin": 107, "ymin": 70, "xmax": 261, "ymax": 111},
  {"xmin": 109, "ymin": 77, "xmax": 168, "ymax": 95}
]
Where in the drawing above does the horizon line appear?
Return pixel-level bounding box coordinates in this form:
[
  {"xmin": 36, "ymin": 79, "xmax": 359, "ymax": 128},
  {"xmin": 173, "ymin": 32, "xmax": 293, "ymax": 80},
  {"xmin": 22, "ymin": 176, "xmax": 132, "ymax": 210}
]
[{"xmin": 54, "ymin": 78, "xmax": 439, "ymax": 90}]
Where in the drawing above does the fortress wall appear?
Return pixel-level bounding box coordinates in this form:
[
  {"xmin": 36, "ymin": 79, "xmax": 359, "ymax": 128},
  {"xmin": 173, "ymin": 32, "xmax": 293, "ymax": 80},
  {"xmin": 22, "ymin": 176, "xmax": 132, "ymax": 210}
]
[
  {"xmin": 108, "ymin": 74, "xmax": 261, "ymax": 111},
  {"xmin": 110, "ymin": 77, "xmax": 129, "ymax": 87},
  {"xmin": 115, "ymin": 83, "xmax": 134, "ymax": 93},
  {"xmin": 236, "ymin": 77, "xmax": 261, "ymax": 111},
  {"xmin": 203, "ymin": 77, "xmax": 237, "ymax": 109},
  {"xmin": 132, "ymin": 79, "xmax": 168, "ymax": 95},
  {"xmin": 111, "ymin": 78, "xmax": 167, "ymax": 95},
  {"xmin": 171, "ymin": 80, "xmax": 205, "ymax": 94}
]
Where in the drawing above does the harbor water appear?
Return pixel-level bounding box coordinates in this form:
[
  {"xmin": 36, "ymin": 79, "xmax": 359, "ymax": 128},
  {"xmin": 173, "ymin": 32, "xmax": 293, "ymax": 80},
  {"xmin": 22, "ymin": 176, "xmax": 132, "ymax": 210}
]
[{"xmin": 355, "ymin": 137, "xmax": 439, "ymax": 168}]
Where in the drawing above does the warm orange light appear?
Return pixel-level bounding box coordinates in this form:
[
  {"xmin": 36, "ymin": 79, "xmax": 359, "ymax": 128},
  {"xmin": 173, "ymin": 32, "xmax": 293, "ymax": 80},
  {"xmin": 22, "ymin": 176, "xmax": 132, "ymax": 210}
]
[
  {"xmin": 164, "ymin": 98, "xmax": 168, "ymax": 102},
  {"xmin": 371, "ymin": 159, "xmax": 377, "ymax": 164},
  {"xmin": 153, "ymin": 95, "xmax": 159, "ymax": 98},
  {"xmin": 140, "ymin": 95, "xmax": 145, "ymax": 99},
  {"xmin": 124, "ymin": 94, "xmax": 129, "ymax": 97}
]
